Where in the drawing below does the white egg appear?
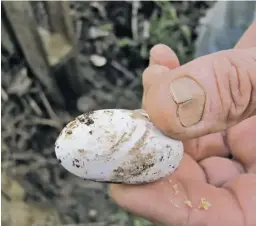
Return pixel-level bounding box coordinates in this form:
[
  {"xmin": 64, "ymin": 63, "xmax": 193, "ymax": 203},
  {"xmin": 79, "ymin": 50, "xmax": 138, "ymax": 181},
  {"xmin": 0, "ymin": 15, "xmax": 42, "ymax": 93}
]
[{"xmin": 55, "ymin": 109, "xmax": 184, "ymax": 184}]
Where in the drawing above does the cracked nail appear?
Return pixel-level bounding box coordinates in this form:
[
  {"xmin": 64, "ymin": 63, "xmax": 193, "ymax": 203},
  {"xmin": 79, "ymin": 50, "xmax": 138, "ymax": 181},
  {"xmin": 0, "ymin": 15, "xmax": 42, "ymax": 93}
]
[{"xmin": 169, "ymin": 76, "xmax": 206, "ymax": 127}]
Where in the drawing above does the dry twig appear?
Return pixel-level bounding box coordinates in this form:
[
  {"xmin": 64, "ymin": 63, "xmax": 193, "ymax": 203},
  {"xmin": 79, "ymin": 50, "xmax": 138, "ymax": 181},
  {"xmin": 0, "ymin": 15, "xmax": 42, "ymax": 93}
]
[{"xmin": 132, "ymin": 1, "xmax": 140, "ymax": 41}]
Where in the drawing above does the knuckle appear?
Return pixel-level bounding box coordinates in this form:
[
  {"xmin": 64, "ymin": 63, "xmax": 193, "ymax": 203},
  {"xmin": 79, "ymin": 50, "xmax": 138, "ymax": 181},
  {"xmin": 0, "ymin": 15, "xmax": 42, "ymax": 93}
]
[
  {"xmin": 142, "ymin": 65, "xmax": 169, "ymax": 89},
  {"xmin": 213, "ymin": 50, "xmax": 256, "ymax": 124},
  {"xmin": 142, "ymin": 65, "xmax": 169, "ymax": 108}
]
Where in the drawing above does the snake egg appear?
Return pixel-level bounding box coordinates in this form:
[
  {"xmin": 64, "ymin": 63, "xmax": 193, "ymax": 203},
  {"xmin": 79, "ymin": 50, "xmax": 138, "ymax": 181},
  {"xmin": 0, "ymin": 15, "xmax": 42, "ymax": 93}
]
[{"xmin": 55, "ymin": 109, "xmax": 184, "ymax": 184}]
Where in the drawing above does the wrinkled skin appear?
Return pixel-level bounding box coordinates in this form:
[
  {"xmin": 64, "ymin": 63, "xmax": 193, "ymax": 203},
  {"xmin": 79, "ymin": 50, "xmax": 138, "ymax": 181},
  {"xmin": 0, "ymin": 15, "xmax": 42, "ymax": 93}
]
[{"xmin": 109, "ymin": 22, "xmax": 256, "ymax": 226}]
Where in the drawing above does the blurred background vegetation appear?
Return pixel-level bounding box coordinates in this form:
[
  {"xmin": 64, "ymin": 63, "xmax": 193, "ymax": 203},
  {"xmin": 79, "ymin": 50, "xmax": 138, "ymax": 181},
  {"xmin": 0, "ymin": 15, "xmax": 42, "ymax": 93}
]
[{"xmin": 1, "ymin": 1, "xmax": 214, "ymax": 226}]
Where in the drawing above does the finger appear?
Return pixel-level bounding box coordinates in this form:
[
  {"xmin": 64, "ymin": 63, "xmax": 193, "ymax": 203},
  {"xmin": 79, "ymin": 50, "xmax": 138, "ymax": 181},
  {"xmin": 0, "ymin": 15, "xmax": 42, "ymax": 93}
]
[
  {"xmin": 142, "ymin": 44, "xmax": 180, "ymax": 110},
  {"xmin": 172, "ymin": 114, "xmax": 256, "ymax": 173},
  {"xmin": 110, "ymin": 157, "xmax": 255, "ymax": 226},
  {"xmin": 199, "ymin": 157, "xmax": 244, "ymax": 187},
  {"xmin": 147, "ymin": 45, "xmax": 228, "ymax": 160},
  {"xmin": 183, "ymin": 132, "xmax": 230, "ymax": 161},
  {"xmin": 227, "ymin": 115, "xmax": 256, "ymax": 173},
  {"xmin": 149, "ymin": 44, "xmax": 180, "ymax": 68},
  {"xmin": 144, "ymin": 23, "xmax": 256, "ymax": 158},
  {"xmin": 183, "ymin": 116, "xmax": 256, "ymax": 186},
  {"xmin": 142, "ymin": 47, "xmax": 256, "ymax": 140},
  {"xmin": 147, "ymin": 24, "xmax": 256, "ymax": 160},
  {"xmin": 147, "ymin": 45, "xmax": 230, "ymax": 160}
]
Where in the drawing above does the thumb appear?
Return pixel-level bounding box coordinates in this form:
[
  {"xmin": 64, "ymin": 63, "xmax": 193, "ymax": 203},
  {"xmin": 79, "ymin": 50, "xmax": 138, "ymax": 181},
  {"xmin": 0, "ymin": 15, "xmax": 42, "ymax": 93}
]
[{"xmin": 142, "ymin": 47, "xmax": 256, "ymax": 140}]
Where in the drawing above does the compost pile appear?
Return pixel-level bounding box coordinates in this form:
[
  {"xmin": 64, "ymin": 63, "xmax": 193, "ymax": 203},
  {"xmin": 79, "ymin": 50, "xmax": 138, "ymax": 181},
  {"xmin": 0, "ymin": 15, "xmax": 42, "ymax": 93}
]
[{"xmin": 1, "ymin": 1, "xmax": 213, "ymax": 226}]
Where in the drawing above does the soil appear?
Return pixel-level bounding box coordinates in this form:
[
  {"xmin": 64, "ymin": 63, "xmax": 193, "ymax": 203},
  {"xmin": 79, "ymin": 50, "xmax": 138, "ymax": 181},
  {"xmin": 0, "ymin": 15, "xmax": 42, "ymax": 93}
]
[{"xmin": 1, "ymin": 1, "xmax": 214, "ymax": 226}]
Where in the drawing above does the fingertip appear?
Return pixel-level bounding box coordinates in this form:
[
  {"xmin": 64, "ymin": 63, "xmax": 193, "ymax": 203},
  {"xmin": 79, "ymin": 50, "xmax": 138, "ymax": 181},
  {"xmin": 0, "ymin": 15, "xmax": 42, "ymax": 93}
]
[
  {"xmin": 108, "ymin": 184, "xmax": 122, "ymax": 197},
  {"xmin": 108, "ymin": 183, "xmax": 131, "ymax": 204},
  {"xmin": 149, "ymin": 44, "xmax": 180, "ymax": 69}
]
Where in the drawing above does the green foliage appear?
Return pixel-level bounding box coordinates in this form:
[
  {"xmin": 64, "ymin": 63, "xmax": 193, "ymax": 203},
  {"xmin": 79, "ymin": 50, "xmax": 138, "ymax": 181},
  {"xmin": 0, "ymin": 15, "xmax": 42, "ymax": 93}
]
[
  {"xmin": 99, "ymin": 23, "xmax": 113, "ymax": 32},
  {"xmin": 110, "ymin": 209, "xmax": 156, "ymax": 226},
  {"xmin": 133, "ymin": 216, "xmax": 155, "ymax": 226},
  {"xmin": 149, "ymin": 1, "xmax": 193, "ymax": 64},
  {"xmin": 117, "ymin": 37, "xmax": 138, "ymax": 48}
]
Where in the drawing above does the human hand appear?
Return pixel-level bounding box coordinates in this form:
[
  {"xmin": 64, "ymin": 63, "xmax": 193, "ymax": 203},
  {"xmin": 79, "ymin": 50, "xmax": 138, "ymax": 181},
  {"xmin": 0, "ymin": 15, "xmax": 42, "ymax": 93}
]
[{"xmin": 109, "ymin": 22, "xmax": 256, "ymax": 226}]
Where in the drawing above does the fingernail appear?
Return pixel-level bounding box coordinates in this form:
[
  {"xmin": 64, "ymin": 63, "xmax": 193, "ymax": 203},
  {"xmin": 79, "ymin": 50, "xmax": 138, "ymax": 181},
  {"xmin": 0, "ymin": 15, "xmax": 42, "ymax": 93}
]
[{"xmin": 169, "ymin": 76, "xmax": 206, "ymax": 127}]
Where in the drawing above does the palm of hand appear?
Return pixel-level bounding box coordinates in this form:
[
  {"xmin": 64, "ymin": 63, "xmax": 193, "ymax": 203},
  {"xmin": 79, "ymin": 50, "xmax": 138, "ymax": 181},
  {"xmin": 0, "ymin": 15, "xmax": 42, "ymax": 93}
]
[
  {"xmin": 110, "ymin": 49, "xmax": 256, "ymax": 226},
  {"xmin": 111, "ymin": 116, "xmax": 256, "ymax": 226}
]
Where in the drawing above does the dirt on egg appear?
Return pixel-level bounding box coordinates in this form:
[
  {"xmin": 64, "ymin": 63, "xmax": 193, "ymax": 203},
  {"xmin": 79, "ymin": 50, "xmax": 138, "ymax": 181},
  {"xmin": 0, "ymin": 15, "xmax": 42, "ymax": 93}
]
[{"xmin": 111, "ymin": 152, "xmax": 157, "ymax": 183}]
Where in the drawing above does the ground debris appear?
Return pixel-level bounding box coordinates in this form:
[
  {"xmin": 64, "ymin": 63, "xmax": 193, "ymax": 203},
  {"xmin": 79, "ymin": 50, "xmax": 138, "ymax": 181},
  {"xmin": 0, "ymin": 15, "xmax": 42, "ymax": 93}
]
[
  {"xmin": 7, "ymin": 67, "xmax": 31, "ymax": 96},
  {"xmin": 90, "ymin": 54, "xmax": 107, "ymax": 67},
  {"xmin": 172, "ymin": 183, "xmax": 179, "ymax": 195},
  {"xmin": 184, "ymin": 200, "xmax": 193, "ymax": 208},
  {"xmin": 198, "ymin": 198, "xmax": 211, "ymax": 210},
  {"xmin": 2, "ymin": 195, "xmax": 61, "ymax": 226},
  {"xmin": 1, "ymin": 1, "xmax": 213, "ymax": 224},
  {"xmin": 169, "ymin": 199, "xmax": 180, "ymax": 208}
]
